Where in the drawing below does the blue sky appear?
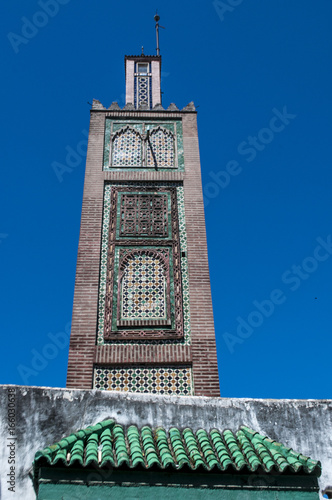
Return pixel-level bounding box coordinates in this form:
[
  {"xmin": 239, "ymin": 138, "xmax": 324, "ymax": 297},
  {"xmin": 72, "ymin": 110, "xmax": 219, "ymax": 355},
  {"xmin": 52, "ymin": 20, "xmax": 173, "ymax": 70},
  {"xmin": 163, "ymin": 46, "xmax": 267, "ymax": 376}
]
[{"xmin": 1, "ymin": 1, "xmax": 331, "ymax": 398}]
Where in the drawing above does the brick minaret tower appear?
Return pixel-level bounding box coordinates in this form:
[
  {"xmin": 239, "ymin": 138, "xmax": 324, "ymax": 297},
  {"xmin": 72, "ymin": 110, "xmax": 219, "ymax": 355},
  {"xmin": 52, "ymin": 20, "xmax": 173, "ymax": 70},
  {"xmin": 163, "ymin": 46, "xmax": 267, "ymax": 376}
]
[{"xmin": 66, "ymin": 39, "xmax": 220, "ymax": 397}]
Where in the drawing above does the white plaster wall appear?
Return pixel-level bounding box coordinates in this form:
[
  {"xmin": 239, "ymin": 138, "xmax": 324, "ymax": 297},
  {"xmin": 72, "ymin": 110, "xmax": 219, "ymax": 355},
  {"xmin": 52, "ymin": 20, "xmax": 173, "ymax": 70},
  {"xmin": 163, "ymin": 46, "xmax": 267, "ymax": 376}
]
[{"xmin": 0, "ymin": 385, "xmax": 330, "ymax": 500}]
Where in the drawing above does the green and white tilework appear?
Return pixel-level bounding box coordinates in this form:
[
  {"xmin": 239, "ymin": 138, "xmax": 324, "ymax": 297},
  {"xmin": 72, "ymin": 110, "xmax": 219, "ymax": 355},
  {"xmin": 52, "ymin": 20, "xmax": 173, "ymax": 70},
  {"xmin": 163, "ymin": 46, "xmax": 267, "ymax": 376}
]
[
  {"xmin": 93, "ymin": 365, "xmax": 193, "ymax": 395},
  {"xmin": 97, "ymin": 182, "xmax": 191, "ymax": 346},
  {"xmin": 103, "ymin": 120, "xmax": 184, "ymax": 171}
]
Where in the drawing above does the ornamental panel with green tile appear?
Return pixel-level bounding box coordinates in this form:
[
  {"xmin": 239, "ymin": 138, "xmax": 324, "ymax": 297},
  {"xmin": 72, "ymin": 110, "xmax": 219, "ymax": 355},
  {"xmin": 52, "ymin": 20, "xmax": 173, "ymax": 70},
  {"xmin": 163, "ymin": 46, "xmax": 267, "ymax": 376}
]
[
  {"xmin": 97, "ymin": 184, "xmax": 112, "ymax": 344},
  {"xmin": 93, "ymin": 365, "xmax": 193, "ymax": 395},
  {"xmin": 111, "ymin": 246, "xmax": 174, "ymax": 331},
  {"xmin": 121, "ymin": 252, "xmax": 167, "ymax": 321},
  {"xmin": 103, "ymin": 119, "xmax": 184, "ymax": 171},
  {"xmin": 104, "ymin": 188, "xmax": 182, "ymax": 339},
  {"xmin": 97, "ymin": 182, "xmax": 191, "ymax": 345},
  {"xmin": 116, "ymin": 191, "xmax": 172, "ymax": 240},
  {"xmin": 113, "ymin": 125, "xmax": 143, "ymax": 166}
]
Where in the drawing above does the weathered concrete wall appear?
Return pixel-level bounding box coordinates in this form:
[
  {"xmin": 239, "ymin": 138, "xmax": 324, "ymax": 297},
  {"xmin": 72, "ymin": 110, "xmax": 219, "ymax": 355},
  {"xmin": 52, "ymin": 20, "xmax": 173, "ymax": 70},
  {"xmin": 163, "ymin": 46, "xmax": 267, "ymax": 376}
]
[{"xmin": 0, "ymin": 385, "xmax": 331, "ymax": 500}]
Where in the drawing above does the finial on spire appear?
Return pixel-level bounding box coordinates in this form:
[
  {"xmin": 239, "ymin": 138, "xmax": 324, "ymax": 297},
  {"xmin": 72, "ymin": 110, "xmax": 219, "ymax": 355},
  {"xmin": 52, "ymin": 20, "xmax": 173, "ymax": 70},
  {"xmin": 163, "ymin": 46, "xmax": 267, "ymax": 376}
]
[
  {"xmin": 154, "ymin": 11, "xmax": 165, "ymax": 56},
  {"xmin": 141, "ymin": 46, "xmax": 144, "ymax": 56}
]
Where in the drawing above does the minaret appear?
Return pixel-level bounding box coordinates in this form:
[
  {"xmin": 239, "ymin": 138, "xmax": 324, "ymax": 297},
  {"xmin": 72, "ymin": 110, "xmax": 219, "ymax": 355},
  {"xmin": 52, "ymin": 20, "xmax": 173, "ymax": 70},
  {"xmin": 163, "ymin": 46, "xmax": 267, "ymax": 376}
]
[
  {"xmin": 125, "ymin": 53, "xmax": 161, "ymax": 109},
  {"xmin": 66, "ymin": 17, "xmax": 220, "ymax": 397}
]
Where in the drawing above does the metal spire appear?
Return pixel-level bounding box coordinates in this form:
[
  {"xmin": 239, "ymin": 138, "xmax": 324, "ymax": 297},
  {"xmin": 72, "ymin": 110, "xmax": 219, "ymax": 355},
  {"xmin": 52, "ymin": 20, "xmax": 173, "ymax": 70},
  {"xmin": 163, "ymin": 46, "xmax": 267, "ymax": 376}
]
[{"xmin": 154, "ymin": 12, "xmax": 165, "ymax": 56}]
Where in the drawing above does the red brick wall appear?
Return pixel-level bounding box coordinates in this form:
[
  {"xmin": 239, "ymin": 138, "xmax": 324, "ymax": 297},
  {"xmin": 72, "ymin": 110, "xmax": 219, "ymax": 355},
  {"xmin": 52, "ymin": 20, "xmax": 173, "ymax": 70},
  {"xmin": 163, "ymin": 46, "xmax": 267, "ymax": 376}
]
[
  {"xmin": 66, "ymin": 110, "xmax": 220, "ymax": 397},
  {"xmin": 66, "ymin": 112, "xmax": 105, "ymax": 389},
  {"xmin": 182, "ymin": 114, "xmax": 220, "ymax": 397}
]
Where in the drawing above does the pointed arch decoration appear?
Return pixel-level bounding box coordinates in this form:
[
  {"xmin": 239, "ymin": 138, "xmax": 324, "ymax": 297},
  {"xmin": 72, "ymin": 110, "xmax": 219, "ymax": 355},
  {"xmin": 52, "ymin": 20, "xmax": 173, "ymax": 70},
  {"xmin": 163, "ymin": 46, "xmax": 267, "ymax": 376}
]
[
  {"xmin": 117, "ymin": 249, "xmax": 171, "ymax": 327},
  {"xmin": 146, "ymin": 126, "xmax": 175, "ymax": 168},
  {"xmin": 111, "ymin": 126, "xmax": 142, "ymax": 167},
  {"xmin": 103, "ymin": 185, "xmax": 185, "ymax": 340}
]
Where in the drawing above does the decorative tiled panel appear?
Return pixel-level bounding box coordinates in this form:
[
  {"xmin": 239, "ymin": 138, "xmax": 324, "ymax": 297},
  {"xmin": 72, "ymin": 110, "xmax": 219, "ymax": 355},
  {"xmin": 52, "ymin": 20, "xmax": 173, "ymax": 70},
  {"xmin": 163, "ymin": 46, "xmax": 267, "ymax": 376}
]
[
  {"xmin": 120, "ymin": 250, "xmax": 167, "ymax": 321},
  {"xmin": 119, "ymin": 193, "xmax": 168, "ymax": 238},
  {"xmin": 136, "ymin": 76, "xmax": 150, "ymax": 108},
  {"xmin": 103, "ymin": 120, "xmax": 184, "ymax": 171},
  {"xmin": 112, "ymin": 245, "xmax": 173, "ymax": 331},
  {"xmin": 97, "ymin": 182, "xmax": 191, "ymax": 346},
  {"xmin": 176, "ymin": 186, "xmax": 191, "ymax": 343},
  {"xmin": 146, "ymin": 127, "xmax": 174, "ymax": 168},
  {"xmin": 104, "ymin": 186, "xmax": 181, "ymax": 340},
  {"xmin": 93, "ymin": 365, "xmax": 193, "ymax": 395},
  {"xmin": 112, "ymin": 126, "xmax": 142, "ymax": 167}
]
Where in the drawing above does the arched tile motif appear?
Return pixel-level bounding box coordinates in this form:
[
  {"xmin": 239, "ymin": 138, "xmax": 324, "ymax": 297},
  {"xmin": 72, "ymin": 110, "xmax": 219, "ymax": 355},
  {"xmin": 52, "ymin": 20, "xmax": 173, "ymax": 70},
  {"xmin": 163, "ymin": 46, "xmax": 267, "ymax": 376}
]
[
  {"xmin": 119, "ymin": 251, "xmax": 167, "ymax": 321},
  {"xmin": 112, "ymin": 126, "xmax": 142, "ymax": 166},
  {"xmin": 99, "ymin": 184, "xmax": 188, "ymax": 342},
  {"xmin": 146, "ymin": 127, "xmax": 175, "ymax": 168}
]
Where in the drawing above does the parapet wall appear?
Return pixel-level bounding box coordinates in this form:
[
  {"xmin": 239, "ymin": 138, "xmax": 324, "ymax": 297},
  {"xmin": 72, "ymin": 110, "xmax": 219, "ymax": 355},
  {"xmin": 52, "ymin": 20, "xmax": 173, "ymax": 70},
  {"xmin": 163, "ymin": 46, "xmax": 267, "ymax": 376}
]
[{"xmin": 0, "ymin": 385, "xmax": 330, "ymax": 499}]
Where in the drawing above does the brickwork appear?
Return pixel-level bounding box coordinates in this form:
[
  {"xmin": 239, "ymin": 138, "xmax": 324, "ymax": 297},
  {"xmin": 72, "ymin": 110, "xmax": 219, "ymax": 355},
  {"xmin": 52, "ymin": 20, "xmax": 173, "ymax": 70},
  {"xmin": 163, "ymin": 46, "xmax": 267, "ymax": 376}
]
[
  {"xmin": 67, "ymin": 58, "xmax": 220, "ymax": 395},
  {"xmin": 94, "ymin": 344, "xmax": 192, "ymax": 364},
  {"xmin": 182, "ymin": 114, "xmax": 220, "ymax": 397},
  {"xmin": 151, "ymin": 60, "xmax": 161, "ymax": 106},
  {"xmin": 67, "ymin": 112, "xmax": 106, "ymax": 389},
  {"xmin": 125, "ymin": 55, "xmax": 161, "ymax": 110},
  {"xmin": 125, "ymin": 59, "xmax": 135, "ymax": 105},
  {"xmin": 67, "ymin": 108, "xmax": 220, "ymax": 395}
]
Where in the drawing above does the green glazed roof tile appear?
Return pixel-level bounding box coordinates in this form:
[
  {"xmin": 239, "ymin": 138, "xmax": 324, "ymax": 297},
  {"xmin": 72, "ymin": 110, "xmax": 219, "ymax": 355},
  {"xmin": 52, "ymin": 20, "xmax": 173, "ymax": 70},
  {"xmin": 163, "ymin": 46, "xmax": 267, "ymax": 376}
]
[
  {"xmin": 69, "ymin": 439, "xmax": 84, "ymax": 466},
  {"xmin": 196, "ymin": 429, "xmax": 219, "ymax": 468},
  {"xmin": 85, "ymin": 433, "xmax": 99, "ymax": 465},
  {"xmin": 210, "ymin": 429, "xmax": 233, "ymax": 470},
  {"xmin": 127, "ymin": 425, "xmax": 145, "ymax": 467},
  {"xmin": 141, "ymin": 426, "xmax": 160, "ymax": 467},
  {"xmin": 236, "ymin": 430, "xmax": 263, "ymax": 471},
  {"xmin": 33, "ymin": 419, "xmax": 321, "ymax": 478},
  {"xmin": 113, "ymin": 424, "xmax": 130, "ymax": 466},
  {"xmin": 52, "ymin": 448, "xmax": 67, "ymax": 465},
  {"xmin": 241, "ymin": 426, "xmax": 321, "ymax": 475},
  {"xmin": 183, "ymin": 428, "xmax": 205, "ymax": 468},
  {"xmin": 223, "ymin": 430, "xmax": 248, "ymax": 470},
  {"xmin": 169, "ymin": 427, "xmax": 190, "ymax": 467},
  {"xmin": 155, "ymin": 427, "xmax": 175, "ymax": 467},
  {"xmin": 100, "ymin": 428, "xmax": 115, "ymax": 467}
]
